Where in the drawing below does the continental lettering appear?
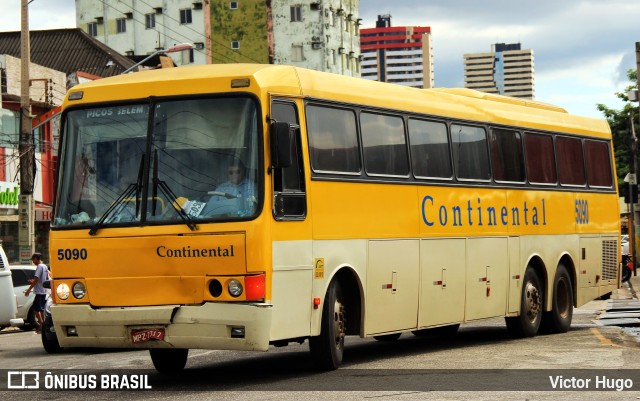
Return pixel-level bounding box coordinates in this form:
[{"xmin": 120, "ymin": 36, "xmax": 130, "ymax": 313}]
[
  {"xmin": 422, "ymin": 195, "xmax": 547, "ymax": 228},
  {"xmin": 156, "ymin": 245, "xmax": 235, "ymax": 258}
]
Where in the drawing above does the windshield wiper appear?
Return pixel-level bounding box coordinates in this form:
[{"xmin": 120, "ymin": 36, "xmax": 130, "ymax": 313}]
[
  {"xmin": 153, "ymin": 176, "xmax": 198, "ymax": 231},
  {"xmin": 88, "ymin": 183, "xmax": 138, "ymax": 235},
  {"xmin": 89, "ymin": 155, "xmax": 144, "ymax": 236}
]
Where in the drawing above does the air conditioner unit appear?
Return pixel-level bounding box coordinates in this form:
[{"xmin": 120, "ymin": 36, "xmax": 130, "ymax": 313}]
[
  {"xmin": 125, "ymin": 12, "xmax": 133, "ymax": 19},
  {"xmin": 193, "ymin": 2, "xmax": 203, "ymax": 10},
  {"xmin": 154, "ymin": 7, "xmax": 163, "ymax": 14},
  {"xmin": 310, "ymin": 2, "xmax": 321, "ymax": 11},
  {"xmin": 194, "ymin": 42, "xmax": 205, "ymax": 50},
  {"xmin": 312, "ymin": 42, "xmax": 322, "ymax": 50}
]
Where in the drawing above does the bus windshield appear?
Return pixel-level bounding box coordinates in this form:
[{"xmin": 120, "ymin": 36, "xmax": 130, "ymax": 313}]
[{"xmin": 54, "ymin": 96, "xmax": 260, "ymax": 228}]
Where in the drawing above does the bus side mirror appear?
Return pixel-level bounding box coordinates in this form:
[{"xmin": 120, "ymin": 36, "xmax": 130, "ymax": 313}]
[{"xmin": 270, "ymin": 121, "xmax": 293, "ymax": 168}]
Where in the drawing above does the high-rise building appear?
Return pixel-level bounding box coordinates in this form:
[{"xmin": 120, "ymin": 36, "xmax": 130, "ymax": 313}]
[
  {"xmin": 359, "ymin": 15, "xmax": 433, "ymax": 88},
  {"xmin": 75, "ymin": 0, "xmax": 361, "ymax": 76},
  {"xmin": 464, "ymin": 43, "xmax": 534, "ymax": 99}
]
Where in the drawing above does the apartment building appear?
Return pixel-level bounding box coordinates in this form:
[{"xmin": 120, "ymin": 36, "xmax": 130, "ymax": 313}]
[
  {"xmin": 360, "ymin": 15, "xmax": 433, "ymax": 88},
  {"xmin": 464, "ymin": 43, "xmax": 534, "ymax": 99}
]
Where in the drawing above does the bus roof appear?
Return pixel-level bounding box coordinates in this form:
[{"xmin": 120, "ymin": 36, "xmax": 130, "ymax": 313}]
[{"xmin": 64, "ymin": 63, "xmax": 611, "ymax": 139}]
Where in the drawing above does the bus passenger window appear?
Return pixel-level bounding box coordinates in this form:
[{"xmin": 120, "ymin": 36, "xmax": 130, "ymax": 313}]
[
  {"xmin": 490, "ymin": 128, "xmax": 525, "ymax": 183},
  {"xmin": 556, "ymin": 136, "xmax": 586, "ymax": 186},
  {"xmin": 306, "ymin": 105, "xmax": 360, "ymax": 174},
  {"xmin": 408, "ymin": 119, "xmax": 452, "ymax": 179},
  {"xmin": 585, "ymin": 140, "xmax": 613, "ymax": 188},
  {"xmin": 451, "ymin": 124, "xmax": 490, "ymax": 181},
  {"xmin": 360, "ymin": 112, "xmax": 409, "ymax": 177},
  {"xmin": 524, "ymin": 133, "xmax": 557, "ymax": 184}
]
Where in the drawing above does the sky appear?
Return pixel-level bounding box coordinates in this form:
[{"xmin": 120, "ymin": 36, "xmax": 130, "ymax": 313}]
[{"xmin": 1, "ymin": 0, "xmax": 638, "ymax": 119}]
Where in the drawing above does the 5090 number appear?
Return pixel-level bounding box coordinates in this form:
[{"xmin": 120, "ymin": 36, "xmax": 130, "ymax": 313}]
[
  {"xmin": 57, "ymin": 248, "xmax": 88, "ymax": 260},
  {"xmin": 575, "ymin": 199, "xmax": 589, "ymax": 224}
]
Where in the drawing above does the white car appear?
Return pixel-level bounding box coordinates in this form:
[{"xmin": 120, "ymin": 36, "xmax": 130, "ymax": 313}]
[
  {"xmin": 9, "ymin": 265, "xmax": 39, "ymax": 330},
  {"xmin": 0, "ymin": 247, "xmax": 18, "ymax": 330}
]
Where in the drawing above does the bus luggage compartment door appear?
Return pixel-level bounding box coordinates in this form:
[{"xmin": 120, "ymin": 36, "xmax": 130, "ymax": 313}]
[{"xmin": 365, "ymin": 240, "xmax": 419, "ymax": 335}]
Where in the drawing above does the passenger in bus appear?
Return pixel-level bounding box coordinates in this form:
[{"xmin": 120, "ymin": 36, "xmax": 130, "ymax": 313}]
[{"xmin": 201, "ymin": 159, "xmax": 256, "ymax": 216}]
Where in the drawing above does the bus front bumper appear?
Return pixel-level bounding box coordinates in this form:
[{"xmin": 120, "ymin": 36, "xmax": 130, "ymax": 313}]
[{"xmin": 50, "ymin": 302, "xmax": 272, "ymax": 351}]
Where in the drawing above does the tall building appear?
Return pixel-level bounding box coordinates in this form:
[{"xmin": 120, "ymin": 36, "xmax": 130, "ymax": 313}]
[
  {"xmin": 359, "ymin": 15, "xmax": 433, "ymax": 88},
  {"xmin": 464, "ymin": 43, "xmax": 534, "ymax": 99},
  {"xmin": 75, "ymin": 0, "xmax": 361, "ymax": 76}
]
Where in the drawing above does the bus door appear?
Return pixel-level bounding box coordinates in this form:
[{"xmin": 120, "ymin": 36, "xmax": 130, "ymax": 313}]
[{"xmin": 269, "ymin": 99, "xmax": 313, "ymax": 340}]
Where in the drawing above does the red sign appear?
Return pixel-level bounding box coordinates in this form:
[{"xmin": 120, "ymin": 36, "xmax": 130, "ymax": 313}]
[{"xmin": 131, "ymin": 328, "xmax": 165, "ymax": 344}]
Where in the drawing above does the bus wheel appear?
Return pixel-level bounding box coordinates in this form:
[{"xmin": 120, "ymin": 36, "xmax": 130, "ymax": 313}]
[
  {"xmin": 541, "ymin": 264, "xmax": 573, "ymax": 333},
  {"xmin": 506, "ymin": 267, "xmax": 542, "ymax": 338},
  {"xmin": 373, "ymin": 333, "xmax": 401, "ymax": 341},
  {"xmin": 149, "ymin": 349, "xmax": 188, "ymax": 374},
  {"xmin": 309, "ymin": 280, "xmax": 346, "ymax": 370}
]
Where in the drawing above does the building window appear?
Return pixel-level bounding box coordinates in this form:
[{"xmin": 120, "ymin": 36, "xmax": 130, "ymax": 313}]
[
  {"xmin": 116, "ymin": 18, "xmax": 126, "ymax": 33},
  {"xmin": 87, "ymin": 22, "xmax": 98, "ymax": 36},
  {"xmin": 145, "ymin": 13, "xmax": 155, "ymax": 29},
  {"xmin": 180, "ymin": 9, "xmax": 192, "ymax": 24},
  {"xmin": 291, "ymin": 44, "xmax": 303, "ymax": 62},
  {"xmin": 231, "ymin": 41, "xmax": 240, "ymax": 50},
  {"xmin": 291, "ymin": 5, "xmax": 302, "ymax": 22},
  {"xmin": 230, "ymin": 1, "xmax": 238, "ymax": 9}
]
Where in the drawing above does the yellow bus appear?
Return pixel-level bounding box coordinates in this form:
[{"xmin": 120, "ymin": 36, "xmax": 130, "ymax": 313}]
[{"xmin": 49, "ymin": 64, "xmax": 620, "ymax": 372}]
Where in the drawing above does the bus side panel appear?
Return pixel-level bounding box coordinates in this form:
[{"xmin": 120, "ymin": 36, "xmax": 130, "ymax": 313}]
[
  {"xmin": 270, "ymin": 240, "xmax": 313, "ymax": 341},
  {"xmin": 365, "ymin": 240, "xmax": 419, "ymax": 335},
  {"xmin": 465, "ymin": 237, "xmax": 509, "ymax": 321},
  {"xmin": 418, "ymin": 238, "xmax": 466, "ymax": 328}
]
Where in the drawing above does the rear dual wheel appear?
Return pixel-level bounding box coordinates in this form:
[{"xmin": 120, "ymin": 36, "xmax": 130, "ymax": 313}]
[{"xmin": 540, "ymin": 264, "xmax": 573, "ymax": 333}]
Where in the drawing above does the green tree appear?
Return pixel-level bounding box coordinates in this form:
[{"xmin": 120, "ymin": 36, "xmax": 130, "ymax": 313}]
[{"xmin": 597, "ymin": 69, "xmax": 639, "ymax": 189}]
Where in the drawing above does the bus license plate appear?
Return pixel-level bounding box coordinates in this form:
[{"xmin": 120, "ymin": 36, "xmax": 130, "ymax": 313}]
[{"xmin": 131, "ymin": 328, "xmax": 165, "ymax": 344}]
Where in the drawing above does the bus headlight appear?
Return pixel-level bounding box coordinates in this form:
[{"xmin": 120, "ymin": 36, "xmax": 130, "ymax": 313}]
[
  {"xmin": 72, "ymin": 282, "xmax": 86, "ymax": 299},
  {"xmin": 56, "ymin": 283, "xmax": 70, "ymax": 300},
  {"xmin": 228, "ymin": 279, "xmax": 243, "ymax": 297}
]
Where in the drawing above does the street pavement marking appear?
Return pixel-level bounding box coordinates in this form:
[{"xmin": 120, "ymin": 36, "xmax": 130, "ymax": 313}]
[{"xmin": 590, "ymin": 327, "xmax": 622, "ymax": 348}]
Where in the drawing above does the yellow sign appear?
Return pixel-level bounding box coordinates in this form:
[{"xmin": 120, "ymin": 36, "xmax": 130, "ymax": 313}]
[{"xmin": 314, "ymin": 258, "xmax": 324, "ymax": 279}]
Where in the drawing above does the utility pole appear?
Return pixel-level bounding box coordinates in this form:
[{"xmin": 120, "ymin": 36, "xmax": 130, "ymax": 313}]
[{"xmin": 18, "ymin": 0, "xmax": 34, "ymax": 263}]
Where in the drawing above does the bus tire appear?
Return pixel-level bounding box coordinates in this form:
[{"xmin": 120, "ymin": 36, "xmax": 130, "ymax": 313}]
[
  {"xmin": 373, "ymin": 333, "xmax": 401, "ymax": 341},
  {"xmin": 149, "ymin": 348, "xmax": 188, "ymax": 374},
  {"xmin": 541, "ymin": 264, "xmax": 573, "ymax": 333},
  {"xmin": 309, "ymin": 280, "xmax": 346, "ymax": 370},
  {"xmin": 505, "ymin": 267, "xmax": 542, "ymax": 338}
]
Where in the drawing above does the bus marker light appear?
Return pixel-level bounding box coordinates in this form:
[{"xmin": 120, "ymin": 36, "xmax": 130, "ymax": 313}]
[
  {"xmin": 313, "ymin": 298, "xmax": 321, "ymax": 309},
  {"xmin": 231, "ymin": 78, "xmax": 250, "ymax": 88},
  {"xmin": 487, "ymin": 287, "xmax": 491, "ymax": 297}
]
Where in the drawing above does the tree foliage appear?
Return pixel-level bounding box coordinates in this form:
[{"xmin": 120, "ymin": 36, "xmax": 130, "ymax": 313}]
[{"xmin": 597, "ymin": 69, "xmax": 639, "ymax": 188}]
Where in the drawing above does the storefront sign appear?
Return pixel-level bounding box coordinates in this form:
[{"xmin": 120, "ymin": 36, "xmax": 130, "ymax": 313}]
[
  {"xmin": 36, "ymin": 207, "xmax": 53, "ymax": 222},
  {"xmin": 0, "ymin": 182, "xmax": 19, "ymax": 209}
]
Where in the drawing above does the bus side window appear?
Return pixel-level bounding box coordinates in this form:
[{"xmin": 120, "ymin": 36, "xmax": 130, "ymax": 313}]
[{"xmin": 271, "ymin": 101, "xmax": 306, "ymax": 220}]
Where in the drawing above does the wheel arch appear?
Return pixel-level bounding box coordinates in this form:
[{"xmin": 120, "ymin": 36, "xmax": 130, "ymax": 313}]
[{"xmin": 325, "ymin": 265, "xmax": 363, "ymax": 336}]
